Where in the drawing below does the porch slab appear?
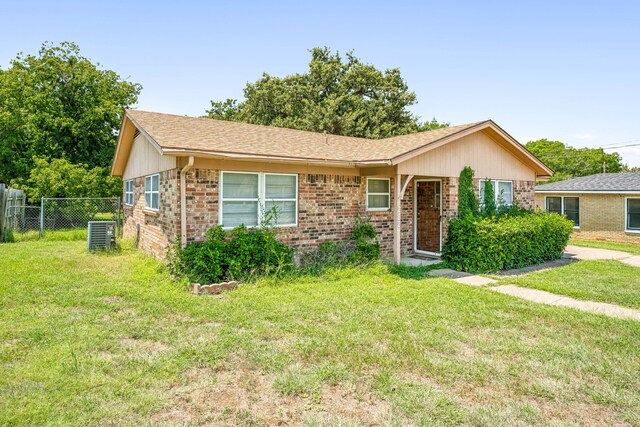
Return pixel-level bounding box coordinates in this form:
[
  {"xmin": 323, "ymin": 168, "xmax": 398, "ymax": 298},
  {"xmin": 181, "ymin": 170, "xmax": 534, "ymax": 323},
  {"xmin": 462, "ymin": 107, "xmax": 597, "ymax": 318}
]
[
  {"xmin": 428, "ymin": 268, "xmax": 472, "ymax": 279},
  {"xmin": 401, "ymin": 256, "xmax": 441, "ymax": 267}
]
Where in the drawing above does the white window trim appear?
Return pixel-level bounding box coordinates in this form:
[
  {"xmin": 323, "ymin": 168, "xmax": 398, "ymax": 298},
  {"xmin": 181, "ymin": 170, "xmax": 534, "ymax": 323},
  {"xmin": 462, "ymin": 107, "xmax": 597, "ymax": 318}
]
[
  {"xmin": 144, "ymin": 174, "xmax": 159, "ymax": 211},
  {"xmin": 480, "ymin": 179, "xmax": 513, "ymax": 206},
  {"xmin": 219, "ymin": 171, "xmax": 298, "ymax": 229},
  {"xmin": 124, "ymin": 179, "xmax": 134, "ymax": 206},
  {"xmin": 366, "ymin": 177, "xmax": 391, "ymax": 211},
  {"xmin": 625, "ymin": 197, "xmax": 640, "ymax": 233},
  {"xmin": 544, "ymin": 195, "xmax": 580, "ymax": 229}
]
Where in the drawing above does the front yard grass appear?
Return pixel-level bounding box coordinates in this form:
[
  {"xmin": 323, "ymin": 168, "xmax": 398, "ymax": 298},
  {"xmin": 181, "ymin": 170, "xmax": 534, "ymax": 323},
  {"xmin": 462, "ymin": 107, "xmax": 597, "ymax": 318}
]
[
  {"xmin": 1, "ymin": 240, "xmax": 639, "ymax": 426},
  {"xmin": 497, "ymin": 259, "xmax": 640, "ymax": 310},
  {"xmin": 569, "ymin": 238, "xmax": 640, "ymax": 255}
]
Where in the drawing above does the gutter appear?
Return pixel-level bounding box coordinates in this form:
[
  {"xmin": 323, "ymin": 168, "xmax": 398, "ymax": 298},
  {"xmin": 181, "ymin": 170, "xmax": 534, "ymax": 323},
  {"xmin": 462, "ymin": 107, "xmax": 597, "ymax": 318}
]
[
  {"xmin": 180, "ymin": 156, "xmax": 195, "ymax": 248},
  {"xmin": 161, "ymin": 148, "xmax": 393, "ymax": 167}
]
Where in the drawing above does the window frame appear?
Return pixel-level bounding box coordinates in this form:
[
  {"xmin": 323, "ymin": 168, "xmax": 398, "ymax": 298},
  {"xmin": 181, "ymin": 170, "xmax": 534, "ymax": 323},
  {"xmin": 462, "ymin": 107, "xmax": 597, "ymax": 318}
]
[
  {"xmin": 479, "ymin": 179, "xmax": 513, "ymax": 207},
  {"xmin": 219, "ymin": 171, "xmax": 298, "ymax": 229},
  {"xmin": 366, "ymin": 178, "xmax": 391, "ymax": 211},
  {"xmin": 264, "ymin": 172, "xmax": 298, "ymax": 227},
  {"xmin": 625, "ymin": 197, "xmax": 640, "ymax": 233},
  {"xmin": 544, "ymin": 195, "xmax": 580, "ymax": 228},
  {"xmin": 124, "ymin": 179, "xmax": 134, "ymax": 206},
  {"xmin": 144, "ymin": 174, "xmax": 159, "ymax": 211}
]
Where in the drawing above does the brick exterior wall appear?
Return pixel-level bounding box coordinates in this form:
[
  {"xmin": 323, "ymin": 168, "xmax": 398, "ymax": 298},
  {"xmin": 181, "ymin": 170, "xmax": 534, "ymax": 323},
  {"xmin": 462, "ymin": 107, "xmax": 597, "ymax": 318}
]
[
  {"xmin": 122, "ymin": 169, "xmax": 179, "ymax": 258},
  {"xmin": 124, "ymin": 166, "xmax": 539, "ymax": 259},
  {"xmin": 535, "ymin": 192, "xmax": 640, "ymax": 244}
]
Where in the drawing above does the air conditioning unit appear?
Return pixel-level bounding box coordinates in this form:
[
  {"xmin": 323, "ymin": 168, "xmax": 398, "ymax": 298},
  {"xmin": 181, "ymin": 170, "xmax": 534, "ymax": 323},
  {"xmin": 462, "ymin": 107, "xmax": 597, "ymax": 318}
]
[{"xmin": 87, "ymin": 221, "xmax": 116, "ymax": 251}]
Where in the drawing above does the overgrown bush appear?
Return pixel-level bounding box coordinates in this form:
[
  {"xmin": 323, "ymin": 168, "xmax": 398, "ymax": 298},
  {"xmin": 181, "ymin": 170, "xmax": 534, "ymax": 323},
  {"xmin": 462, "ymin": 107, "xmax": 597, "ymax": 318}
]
[
  {"xmin": 442, "ymin": 211, "xmax": 574, "ymax": 273},
  {"xmin": 167, "ymin": 224, "xmax": 293, "ymax": 284},
  {"xmin": 300, "ymin": 216, "xmax": 380, "ymax": 271}
]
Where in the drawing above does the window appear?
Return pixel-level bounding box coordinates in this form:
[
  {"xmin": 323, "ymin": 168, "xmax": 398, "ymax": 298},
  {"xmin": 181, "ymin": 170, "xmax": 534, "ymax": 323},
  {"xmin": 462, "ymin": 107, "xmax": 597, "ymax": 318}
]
[
  {"xmin": 367, "ymin": 178, "xmax": 390, "ymax": 210},
  {"xmin": 479, "ymin": 180, "xmax": 513, "ymax": 206},
  {"xmin": 124, "ymin": 179, "xmax": 134, "ymax": 206},
  {"xmin": 563, "ymin": 197, "xmax": 580, "ymax": 227},
  {"xmin": 626, "ymin": 198, "xmax": 640, "ymax": 232},
  {"xmin": 220, "ymin": 171, "xmax": 298, "ymax": 228},
  {"xmin": 545, "ymin": 196, "xmax": 562, "ymax": 214},
  {"xmin": 545, "ymin": 196, "xmax": 580, "ymax": 227},
  {"xmin": 144, "ymin": 174, "xmax": 159, "ymax": 210}
]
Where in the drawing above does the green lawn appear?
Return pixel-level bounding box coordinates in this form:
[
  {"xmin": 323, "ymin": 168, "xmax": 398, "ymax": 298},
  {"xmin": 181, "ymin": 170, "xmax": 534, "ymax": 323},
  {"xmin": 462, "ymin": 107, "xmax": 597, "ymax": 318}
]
[
  {"xmin": 1, "ymin": 241, "xmax": 639, "ymax": 426},
  {"xmin": 498, "ymin": 260, "xmax": 640, "ymax": 310},
  {"xmin": 569, "ymin": 238, "xmax": 640, "ymax": 255}
]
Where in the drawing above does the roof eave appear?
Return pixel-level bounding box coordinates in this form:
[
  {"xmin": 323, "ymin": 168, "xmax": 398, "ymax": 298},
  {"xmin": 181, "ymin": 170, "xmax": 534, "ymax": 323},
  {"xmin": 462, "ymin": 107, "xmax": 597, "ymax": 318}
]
[
  {"xmin": 535, "ymin": 189, "xmax": 640, "ymax": 194},
  {"xmin": 161, "ymin": 148, "xmax": 393, "ymax": 168}
]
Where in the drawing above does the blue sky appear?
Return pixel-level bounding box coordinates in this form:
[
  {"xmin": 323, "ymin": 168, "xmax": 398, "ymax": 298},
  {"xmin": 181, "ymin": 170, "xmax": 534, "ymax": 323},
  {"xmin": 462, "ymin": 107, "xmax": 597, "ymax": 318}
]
[{"xmin": 2, "ymin": 0, "xmax": 639, "ymax": 166}]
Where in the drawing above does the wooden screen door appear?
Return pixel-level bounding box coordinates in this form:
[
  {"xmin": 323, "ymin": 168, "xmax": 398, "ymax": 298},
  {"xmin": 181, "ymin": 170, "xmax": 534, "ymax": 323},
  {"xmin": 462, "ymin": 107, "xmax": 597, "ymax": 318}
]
[{"xmin": 415, "ymin": 180, "xmax": 442, "ymax": 253}]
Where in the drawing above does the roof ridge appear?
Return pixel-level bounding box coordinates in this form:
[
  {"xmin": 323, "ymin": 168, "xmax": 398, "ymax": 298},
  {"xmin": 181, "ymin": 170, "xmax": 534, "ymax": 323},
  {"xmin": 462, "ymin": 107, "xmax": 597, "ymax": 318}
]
[{"xmin": 125, "ymin": 109, "xmax": 487, "ymax": 142}]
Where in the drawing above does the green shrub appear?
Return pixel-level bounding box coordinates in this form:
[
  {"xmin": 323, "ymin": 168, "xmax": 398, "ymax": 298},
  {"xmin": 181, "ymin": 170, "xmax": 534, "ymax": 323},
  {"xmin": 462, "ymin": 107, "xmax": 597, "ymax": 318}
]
[
  {"xmin": 442, "ymin": 211, "xmax": 574, "ymax": 273},
  {"xmin": 300, "ymin": 216, "xmax": 380, "ymax": 271},
  {"xmin": 458, "ymin": 166, "xmax": 478, "ymax": 219},
  {"xmin": 167, "ymin": 224, "xmax": 293, "ymax": 284},
  {"xmin": 480, "ymin": 178, "xmax": 496, "ymax": 217}
]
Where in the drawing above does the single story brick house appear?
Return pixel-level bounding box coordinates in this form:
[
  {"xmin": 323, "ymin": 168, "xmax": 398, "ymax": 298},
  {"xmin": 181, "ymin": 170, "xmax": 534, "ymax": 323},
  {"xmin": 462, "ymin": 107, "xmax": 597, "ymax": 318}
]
[
  {"xmin": 111, "ymin": 110, "xmax": 552, "ymax": 262},
  {"xmin": 535, "ymin": 172, "xmax": 640, "ymax": 243}
]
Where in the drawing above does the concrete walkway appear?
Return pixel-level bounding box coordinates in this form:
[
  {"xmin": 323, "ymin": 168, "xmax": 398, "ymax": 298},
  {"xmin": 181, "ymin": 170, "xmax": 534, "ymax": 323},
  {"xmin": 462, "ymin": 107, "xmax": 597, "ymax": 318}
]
[
  {"xmin": 428, "ymin": 244, "xmax": 640, "ymax": 321},
  {"xmin": 492, "ymin": 285, "xmax": 640, "ymax": 321},
  {"xmin": 564, "ymin": 244, "xmax": 640, "ymax": 267}
]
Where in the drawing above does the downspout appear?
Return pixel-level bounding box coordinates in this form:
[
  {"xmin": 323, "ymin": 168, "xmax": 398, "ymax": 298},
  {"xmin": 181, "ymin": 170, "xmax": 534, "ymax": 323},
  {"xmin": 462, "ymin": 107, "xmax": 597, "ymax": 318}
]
[{"xmin": 180, "ymin": 156, "xmax": 195, "ymax": 248}]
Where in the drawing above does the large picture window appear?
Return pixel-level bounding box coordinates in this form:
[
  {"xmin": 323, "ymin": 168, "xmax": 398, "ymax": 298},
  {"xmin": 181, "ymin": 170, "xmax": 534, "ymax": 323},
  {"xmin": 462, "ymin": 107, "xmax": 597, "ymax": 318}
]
[
  {"xmin": 220, "ymin": 171, "xmax": 298, "ymax": 228},
  {"xmin": 545, "ymin": 196, "xmax": 580, "ymax": 227},
  {"xmin": 124, "ymin": 179, "xmax": 134, "ymax": 206},
  {"xmin": 366, "ymin": 178, "xmax": 390, "ymax": 210},
  {"xmin": 626, "ymin": 198, "xmax": 640, "ymax": 232},
  {"xmin": 144, "ymin": 174, "xmax": 159, "ymax": 210},
  {"xmin": 479, "ymin": 180, "xmax": 513, "ymax": 206}
]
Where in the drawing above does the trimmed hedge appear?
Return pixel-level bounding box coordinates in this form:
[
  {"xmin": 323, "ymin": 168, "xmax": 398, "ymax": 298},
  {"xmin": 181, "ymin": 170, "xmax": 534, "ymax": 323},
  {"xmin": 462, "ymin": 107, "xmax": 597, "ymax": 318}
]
[{"xmin": 442, "ymin": 211, "xmax": 574, "ymax": 273}]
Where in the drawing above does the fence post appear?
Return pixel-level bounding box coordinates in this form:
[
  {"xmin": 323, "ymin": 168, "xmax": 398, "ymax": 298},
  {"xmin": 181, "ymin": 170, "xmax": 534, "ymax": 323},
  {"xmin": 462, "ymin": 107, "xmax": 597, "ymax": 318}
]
[
  {"xmin": 40, "ymin": 197, "xmax": 45, "ymax": 238},
  {"xmin": 0, "ymin": 184, "xmax": 6, "ymax": 242},
  {"xmin": 116, "ymin": 197, "xmax": 122, "ymax": 234}
]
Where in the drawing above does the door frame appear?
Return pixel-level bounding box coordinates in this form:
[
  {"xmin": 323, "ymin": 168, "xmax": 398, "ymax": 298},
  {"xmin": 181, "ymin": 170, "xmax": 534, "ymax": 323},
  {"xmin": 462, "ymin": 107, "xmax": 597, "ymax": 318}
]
[{"xmin": 413, "ymin": 178, "xmax": 443, "ymax": 256}]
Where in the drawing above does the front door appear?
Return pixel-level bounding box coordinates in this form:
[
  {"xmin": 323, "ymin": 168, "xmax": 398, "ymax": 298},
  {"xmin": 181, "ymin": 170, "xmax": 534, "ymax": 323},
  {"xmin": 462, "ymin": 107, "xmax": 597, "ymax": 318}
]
[{"xmin": 415, "ymin": 180, "xmax": 441, "ymax": 253}]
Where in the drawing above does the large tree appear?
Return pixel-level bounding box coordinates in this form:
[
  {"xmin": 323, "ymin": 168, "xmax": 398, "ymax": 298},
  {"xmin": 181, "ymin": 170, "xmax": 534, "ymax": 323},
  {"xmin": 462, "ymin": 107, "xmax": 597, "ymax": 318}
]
[
  {"xmin": 0, "ymin": 42, "xmax": 141, "ymax": 184},
  {"xmin": 206, "ymin": 47, "xmax": 446, "ymax": 138},
  {"xmin": 525, "ymin": 139, "xmax": 625, "ymax": 182}
]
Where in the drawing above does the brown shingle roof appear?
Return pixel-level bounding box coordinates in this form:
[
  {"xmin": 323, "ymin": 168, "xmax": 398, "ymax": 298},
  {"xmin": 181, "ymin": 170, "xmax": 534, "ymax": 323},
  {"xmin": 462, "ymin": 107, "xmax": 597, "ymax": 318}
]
[{"xmin": 125, "ymin": 110, "xmax": 486, "ymax": 163}]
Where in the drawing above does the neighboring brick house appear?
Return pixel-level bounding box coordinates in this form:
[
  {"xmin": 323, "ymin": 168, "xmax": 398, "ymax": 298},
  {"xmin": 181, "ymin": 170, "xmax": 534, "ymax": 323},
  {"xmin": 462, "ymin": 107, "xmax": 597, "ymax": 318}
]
[
  {"xmin": 535, "ymin": 173, "xmax": 640, "ymax": 244},
  {"xmin": 111, "ymin": 110, "xmax": 552, "ymax": 262}
]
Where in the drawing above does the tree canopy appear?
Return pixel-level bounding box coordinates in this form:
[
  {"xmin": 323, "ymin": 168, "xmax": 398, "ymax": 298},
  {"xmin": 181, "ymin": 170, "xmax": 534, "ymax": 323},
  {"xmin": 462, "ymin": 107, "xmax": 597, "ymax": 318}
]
[
  {"xmin": 525, "ymin": 139, "xmax": 625, "ymax": 182},
  {"xmin": 21, "ymin": 157, "xmax": 121, "ymax": 202},
  {"xmin": 206, "ymin": 47, "xmax": 446, "ymax": 138},
  {"xmin": 0, "ymin": 42, "xmax": 141, "ymax": 185}
]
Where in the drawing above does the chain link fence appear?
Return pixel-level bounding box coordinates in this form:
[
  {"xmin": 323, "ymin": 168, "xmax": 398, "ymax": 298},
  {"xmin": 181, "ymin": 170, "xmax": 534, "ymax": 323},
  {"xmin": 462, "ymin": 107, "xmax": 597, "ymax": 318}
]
[
  {"xmin": 2, "ymin": 197, "xmax": 121, "ymax": 240},
  {"xmin": 42, "ymin": 197, "xmax": 121, "ymax": 232}
]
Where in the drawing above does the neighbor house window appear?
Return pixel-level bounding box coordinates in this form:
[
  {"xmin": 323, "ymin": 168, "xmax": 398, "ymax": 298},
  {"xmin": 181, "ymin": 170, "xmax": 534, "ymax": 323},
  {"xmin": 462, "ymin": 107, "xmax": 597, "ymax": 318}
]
[
  {"xmin": 220, "ymin": 171, "xmax": 297, "ymax": 228},
  {"xmin": 479, "ymin": 180, "xmax": 513, "ymax": 206},
  {"xmin": 366, "ymin": 178, "xmax": 391, "ymax": 210},
  {"xmin": 144, "ymin": 174, "xmax": 159, "ymax": 210},
  {"xmin": 626, "ymin": 198, "xmax": 640, "ymax": 232},
  {"xmin": 124, "ymin": 179, "xmax": 134, "ymax": 206},
  {"xmin": 545, "ymin": 196, "xmax": 580, "ymax": 227}
]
